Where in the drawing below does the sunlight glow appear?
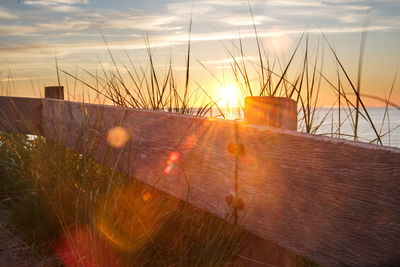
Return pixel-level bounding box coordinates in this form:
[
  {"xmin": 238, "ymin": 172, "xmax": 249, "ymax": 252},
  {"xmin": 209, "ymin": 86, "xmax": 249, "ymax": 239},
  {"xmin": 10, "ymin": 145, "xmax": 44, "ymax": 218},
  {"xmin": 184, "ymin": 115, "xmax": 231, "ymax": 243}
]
[{"xmin": 217, "ymin": 85, "xmax": 241, "ymax": 107}]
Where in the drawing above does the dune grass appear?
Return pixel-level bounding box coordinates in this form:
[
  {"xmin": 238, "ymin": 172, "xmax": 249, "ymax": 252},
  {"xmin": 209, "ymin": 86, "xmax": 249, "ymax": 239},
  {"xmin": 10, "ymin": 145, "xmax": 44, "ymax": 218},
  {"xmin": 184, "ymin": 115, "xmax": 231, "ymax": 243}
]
[
  {"xmin": 55, "ymin": 27, "xmax": 399, "ymax": 147},
  {"xmin": 0, "ymin": 15, "xmax": 399, "ymax": 266},
  {"xmin": 0, "ymin": 132, "xmax": 252, "ymax": 266}
]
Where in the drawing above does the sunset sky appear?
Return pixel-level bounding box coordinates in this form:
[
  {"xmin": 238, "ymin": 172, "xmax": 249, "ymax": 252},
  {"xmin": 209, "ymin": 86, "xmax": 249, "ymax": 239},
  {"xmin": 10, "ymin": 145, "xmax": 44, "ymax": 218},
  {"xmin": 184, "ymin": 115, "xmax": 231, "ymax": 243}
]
[{"xmin": 0, "ymin": 0, "xmax": 399, "ymax": 106}]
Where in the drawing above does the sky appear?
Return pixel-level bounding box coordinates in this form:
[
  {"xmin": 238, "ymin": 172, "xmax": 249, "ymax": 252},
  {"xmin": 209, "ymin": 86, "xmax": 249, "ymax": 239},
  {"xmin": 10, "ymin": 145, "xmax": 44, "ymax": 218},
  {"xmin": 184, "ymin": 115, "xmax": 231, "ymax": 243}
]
[{"xmin": 0, "ymin": 0, "xmax": 399, "ymax": 106}]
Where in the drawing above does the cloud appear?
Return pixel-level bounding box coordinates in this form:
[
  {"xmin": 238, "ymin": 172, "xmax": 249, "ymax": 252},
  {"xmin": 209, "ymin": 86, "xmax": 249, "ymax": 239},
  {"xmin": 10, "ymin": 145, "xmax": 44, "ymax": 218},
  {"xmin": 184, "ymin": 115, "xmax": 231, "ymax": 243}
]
[
  {"xmin": 2, "ymin": 3, "xmax": 399, "ymax": 56},
  {"xmin": 169, "ymin": 25, "xmax": 393, "ymax": 43},
  {"xmin": 220, "ymin": 15, "xmax": 277, "ymax": 26},
  {"xmin": 0, "ymin": 6, "xmax": 18, "ymax": 19},
  {"xmin": 102, "ymin": 13, "xmax": 182, "ymax": 32},
  {"xmin": 36, "ymin": 20, "xmax": 91, "ymax": 31},
  {"xmin": 23, "ymin": 0, "xmax": 89, "ymax": 12},
  {"xmin": 24, "ymin": 0, "xmax": 89, "ymax": 4},
  {"xmin": 267, "ymin": 0, "xmax": 324, "ymax": 7},
  {"xmin": 203, "ymin": 56, "xmax": 258, "ymax": 65},
  {"xmin": 0, "ymin": 25, "xmax": 38, "ymax": 36},
  {"xmin": 193, "ymin": 0, "xmax": 250, "ymax": 7},
  {"xmin": 0, "ymin": 19, "xmax": 92, "ymax": 35},
  {"xmin": 1, "ymin": 77, "xmax": 33, "ymax": 82},
  {"xmin": 166, "ymin": 2, "xmax": 215, "ymax": 15}
]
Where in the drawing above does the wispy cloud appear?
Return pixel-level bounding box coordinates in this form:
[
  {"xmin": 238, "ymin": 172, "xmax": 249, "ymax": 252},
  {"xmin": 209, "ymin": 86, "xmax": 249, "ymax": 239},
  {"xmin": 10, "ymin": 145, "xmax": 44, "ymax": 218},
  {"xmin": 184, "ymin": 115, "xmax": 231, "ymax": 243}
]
[
  {"xmin": 203, "ymin": 56, "xmax": 258, "ymax": 65},
  {"xmin": 102, "ymin": 13, "xmax": 182, "ymax": 32},
  {"xmin": 0, "ymin": 25, "xmax": 37, "ymax": 35},
  {"xmin": 170, "ymin": 25, "xmax": 393, "ymax": 43},
  {"xmin": 0, "ymin": 6, "xmax": 18, "ymax": 19},
  {"xmin": 220, "ymin": 15, "xmax": 276, "ymax": 26},
  {"xmin": 1, "ymin": 0, "xmax": 399, "ymax": 98},
  {"xmin": 23, "ymin": 0, "xmax": 89, "ymax": 12},
  {"xmin": 267, "ymin": 0, "xmax": 324, "ymax": 7},
  {"xmin": 0, "ymin": 19, "xmax": 92, "ymax": 35}
]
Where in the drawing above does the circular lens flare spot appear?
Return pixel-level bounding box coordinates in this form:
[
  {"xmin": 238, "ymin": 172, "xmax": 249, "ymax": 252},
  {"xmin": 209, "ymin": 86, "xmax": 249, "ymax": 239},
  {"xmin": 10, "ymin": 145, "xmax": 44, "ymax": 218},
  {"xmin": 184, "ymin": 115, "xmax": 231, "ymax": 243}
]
[
  {"xmin": 95, "ymin": 184, "xmax": 178, "ymax": 252},
  {"xmin": 164, "ymin": 152, "xmax": 180, "ymax": 174},
  {"xmin": 143, "ymin": 192, "xmax": 152, "ymax": 201},
  {"xmin": 169, "ymin": 151, "xmax": 180, "ymax": 163},
  {"xmin": 107, "ymin": 127, "xmax": 130, "ymax": 148}
]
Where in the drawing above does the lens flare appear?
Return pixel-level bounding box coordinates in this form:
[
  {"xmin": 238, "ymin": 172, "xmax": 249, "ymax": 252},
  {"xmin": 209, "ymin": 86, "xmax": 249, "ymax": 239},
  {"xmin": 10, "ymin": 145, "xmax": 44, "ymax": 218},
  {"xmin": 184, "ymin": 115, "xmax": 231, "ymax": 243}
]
[
  {"xmin": 164, "ymin": 151, "xmax": 180, "ymax": 174},
  {"xmin": 54, "ymin": 226, "xmax": 121, "ymax": 267},
  {"xmin": 169, "ymin": 151, "xmax": 180, "ymax": 163},
  {"xmin": 142, "ymin": 192, "xmax": 152, "ymax": 201},
  {"xmin": 95, "ymin": 183, "xmax": 178, "ymax": 252},
  {"xmin": 107, "ymin": 127, "xmax": 130, "ymax": 148}
]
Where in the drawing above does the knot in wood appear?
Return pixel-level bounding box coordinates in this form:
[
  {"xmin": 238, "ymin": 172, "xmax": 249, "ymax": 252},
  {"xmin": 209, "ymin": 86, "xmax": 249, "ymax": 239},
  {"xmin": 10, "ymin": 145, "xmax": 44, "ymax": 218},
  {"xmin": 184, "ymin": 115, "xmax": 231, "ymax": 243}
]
[{"xmin": 225, "ymin": 194, "xmax": 244, "ymax": 209}]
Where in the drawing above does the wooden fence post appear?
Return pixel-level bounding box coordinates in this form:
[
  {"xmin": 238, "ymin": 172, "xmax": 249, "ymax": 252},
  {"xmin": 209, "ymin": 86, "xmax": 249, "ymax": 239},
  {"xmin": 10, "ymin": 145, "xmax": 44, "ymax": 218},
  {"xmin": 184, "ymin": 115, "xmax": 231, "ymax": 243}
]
[
  {"xmin": 45, "ymin": 86, "xmax": 64, "ymax": 100},
  {"xmin": 244, "ymin": 96, "xmax": 297, "ymax": 130},
  {"xmin": 241, "ymin": 96, "xmax": 298, "ymax": 267}
]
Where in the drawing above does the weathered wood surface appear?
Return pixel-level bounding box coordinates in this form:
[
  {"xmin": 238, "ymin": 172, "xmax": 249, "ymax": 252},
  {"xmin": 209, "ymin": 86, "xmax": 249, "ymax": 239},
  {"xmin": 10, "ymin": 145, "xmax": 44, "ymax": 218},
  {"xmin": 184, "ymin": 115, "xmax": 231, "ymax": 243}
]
[
  {"xmin": 41, "ymin": 99, "xmax": 236, "ymax": 221},
  {"xmin": 1, "ymin": 96, "xmax": 400, "ymax": 266},
  {"xmin": 244, "ymin": 96, "xmax": 297, "ymax": 130},
  {"xmin": 39, "ymin": 99, "xmax": 400, "ymax": 266},
  {"xmin": 236, "ymin": 126, "xmax": 400, "ymax": 266},
  {"xmin": 0, "ymin": 96, "xmax": 42, "ymax": 134},
  {"xmin": 243, "ymin": 96, "xmax": 299, "ymax": 267}
]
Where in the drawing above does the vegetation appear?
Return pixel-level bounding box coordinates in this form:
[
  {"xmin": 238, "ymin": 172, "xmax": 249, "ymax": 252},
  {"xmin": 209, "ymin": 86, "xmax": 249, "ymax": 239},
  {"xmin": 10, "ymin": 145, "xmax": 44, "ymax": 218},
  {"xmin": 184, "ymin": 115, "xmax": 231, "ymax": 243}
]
[
  {"xmin": 55, "ymin": 28, "xmax": 399, "ymax": 146},
  {"xmin": 0, "ymin": 133, "xmax": 249, "ymax": 266},
  {"xmin": 0, "ymin": 15, "xmax": 398, "ymax": 267}
]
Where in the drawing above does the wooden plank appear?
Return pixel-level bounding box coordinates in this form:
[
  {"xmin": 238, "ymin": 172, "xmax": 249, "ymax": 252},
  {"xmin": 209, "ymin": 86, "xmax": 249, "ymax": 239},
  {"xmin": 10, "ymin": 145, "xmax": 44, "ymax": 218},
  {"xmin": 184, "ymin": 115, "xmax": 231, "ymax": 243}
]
[
  {"xmin": 243, "ymin": 96, "xmax": 298, "ymax": 267},
  {"xmin": 236, "ymin": 125, "xmax": 400, "ymax": 266},
  {"xmin": 41, "ymin": 99, "xmax": 237, "ymax": 221},
  {"xmin": 0, "ymin": 96, "xmax": 42, "ymax": 134},
  {"xmin": 45, "ymin": 86, "xmax": 64, "ymax": 100},
  {"xmin": 244, "ymin": 96, "xmax": 297, "ymax": 130},
  {"xmin": 40, "ymin": 99, "xmax": 400, "ymax": 266}
]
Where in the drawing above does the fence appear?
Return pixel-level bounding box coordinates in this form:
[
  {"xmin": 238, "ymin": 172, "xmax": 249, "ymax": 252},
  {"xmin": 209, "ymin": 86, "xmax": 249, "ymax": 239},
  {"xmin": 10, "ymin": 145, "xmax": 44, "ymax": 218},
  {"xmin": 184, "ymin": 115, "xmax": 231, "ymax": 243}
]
[{"xmin": 1, "ymin": 88, "xmax": 400, "ymax": 266}]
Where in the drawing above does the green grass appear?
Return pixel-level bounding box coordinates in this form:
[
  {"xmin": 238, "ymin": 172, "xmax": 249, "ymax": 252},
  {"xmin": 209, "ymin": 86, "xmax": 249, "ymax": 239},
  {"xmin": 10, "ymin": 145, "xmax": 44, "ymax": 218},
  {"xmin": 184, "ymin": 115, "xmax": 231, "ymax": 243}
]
[
  {"xmin": 1, "ymin": 15, "xmax": 398, "ymax": 266},
  {"xmin": 0, "ymin": 133, "xmax": 251, "ymax": 266}
]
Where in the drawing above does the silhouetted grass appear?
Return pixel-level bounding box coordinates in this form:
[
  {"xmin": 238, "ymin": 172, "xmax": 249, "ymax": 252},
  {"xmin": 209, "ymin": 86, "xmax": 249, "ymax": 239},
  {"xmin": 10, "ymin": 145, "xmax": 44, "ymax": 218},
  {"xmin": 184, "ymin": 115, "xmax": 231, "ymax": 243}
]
[{"xmin": 0, "ymin": 12, "xmax": 399, "ymax": 267}]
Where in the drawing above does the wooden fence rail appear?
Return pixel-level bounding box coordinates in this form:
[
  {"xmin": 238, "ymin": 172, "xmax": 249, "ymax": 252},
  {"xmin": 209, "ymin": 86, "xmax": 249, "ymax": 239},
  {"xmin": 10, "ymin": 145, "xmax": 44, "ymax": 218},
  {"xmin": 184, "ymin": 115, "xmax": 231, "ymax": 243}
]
[{"xmin": 1, "ymin": 95, "xmax": 400, "ymax": 266}]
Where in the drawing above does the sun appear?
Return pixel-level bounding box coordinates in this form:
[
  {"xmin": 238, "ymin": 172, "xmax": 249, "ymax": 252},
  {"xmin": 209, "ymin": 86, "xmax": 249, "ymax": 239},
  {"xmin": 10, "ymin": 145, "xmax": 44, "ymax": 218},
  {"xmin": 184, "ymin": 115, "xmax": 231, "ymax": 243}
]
[{"xmin": 217, "ymin": 85, "xmax": 241, "ymax": 107}]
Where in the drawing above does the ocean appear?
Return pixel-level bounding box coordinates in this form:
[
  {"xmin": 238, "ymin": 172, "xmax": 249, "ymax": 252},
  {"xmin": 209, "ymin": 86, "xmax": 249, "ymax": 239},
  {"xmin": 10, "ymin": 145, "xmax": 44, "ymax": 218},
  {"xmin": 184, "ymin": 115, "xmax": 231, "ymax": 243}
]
[
  {"xmin": 211, "ymin": 107, "xmax": 400, "ymax": 148},
  {"xmin": 308, "ymin": 107, "xmax": 400, "ymax": 148}
]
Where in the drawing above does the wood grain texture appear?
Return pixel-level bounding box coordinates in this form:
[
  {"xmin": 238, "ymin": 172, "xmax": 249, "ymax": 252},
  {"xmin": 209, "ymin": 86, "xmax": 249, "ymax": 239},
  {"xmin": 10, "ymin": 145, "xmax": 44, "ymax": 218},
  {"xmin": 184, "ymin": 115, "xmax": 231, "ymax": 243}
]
[
  {"xmin": 41, "ymin": 99, "xmax": 237, "ymax": 221},
  {"xmin": 243, "ymin": 96, "xmax": 298, "ymax": 267},
  {"xmin": 236, "ymin": 125, "xmax": 400, "ymax": 266},
  {"xmin": 0, "ymin": 96, "xmax": 42, "ymax": 134},
  {"xmin": 8, "ymin": 97, "xmax": 400, "ymax": 266},
  {"xmin": 244, "ymin": 96, "xmax": 297, "ymax": 130}
]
